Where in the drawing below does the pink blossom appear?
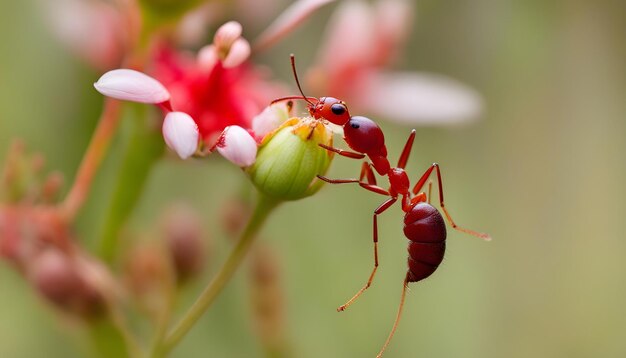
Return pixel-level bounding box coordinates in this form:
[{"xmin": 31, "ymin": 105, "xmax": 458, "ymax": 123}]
[
  {"xmin": 151, "ymin": 43, "xmax": 284, "ymax": 144},
  {"xmin": 307, "ymin": 0, "xmax": 483, "ymax": 125},
  {"xmin": 95, "ymin": 20, "xmax": 289, "ymax": 165}
]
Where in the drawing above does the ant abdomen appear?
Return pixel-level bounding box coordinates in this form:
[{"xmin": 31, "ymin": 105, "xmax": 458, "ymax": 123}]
[{"xmin": 403, "ymin": 203, "xmax": 447, "ymax": 283}]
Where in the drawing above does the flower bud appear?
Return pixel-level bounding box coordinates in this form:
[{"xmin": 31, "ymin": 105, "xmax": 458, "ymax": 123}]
[
  {"xmin": 162, "ymin": 205, "xmax": 205, "ymax": 282},
  {"xmin": 28, "ymin": 249, "xmax": 105, "ymax": 317},
  {"xmin": 197, "ymin": 44, "xmax": 219, "ymax": 71},
  {"xmin": 162, "ymin": 111, "xmax": 199, "ymax": 159},
  {"xmin": 124, "ymin": 244, "xmax": 172, "ymax": 314},
  {"xmin": 222, "ymin": 38, "xmax": 251, "ymax": 68},
  {"xmin": 94, "ymin": 69, "xmax": 170, "ymax": 104},
  {"xmin": 214, "ymin": 21, "xmax": 243, "ymax": 51},
  {"xmin": 216, "ymin": 125, "xmax": 258, "ymax": 167},
  {"xmin": 246, "ymin": 117, "xmax": 334, "ymax": 201}
]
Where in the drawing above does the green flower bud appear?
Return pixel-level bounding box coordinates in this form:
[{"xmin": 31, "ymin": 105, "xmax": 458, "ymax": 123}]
[{"xmin": 247, "ymin": 118, "xmax": 334, "ymax": 201}]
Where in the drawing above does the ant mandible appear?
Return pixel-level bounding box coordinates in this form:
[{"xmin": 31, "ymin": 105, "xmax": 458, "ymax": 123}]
[{"xmin": 274, "ymin": 54, "xmax": 491, "ymax": 358}]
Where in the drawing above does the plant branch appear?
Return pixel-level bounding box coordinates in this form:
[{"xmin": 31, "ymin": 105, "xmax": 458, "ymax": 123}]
[{"xmin": 160, "ymin": 194, "xmax": 281, "ymax": 355}]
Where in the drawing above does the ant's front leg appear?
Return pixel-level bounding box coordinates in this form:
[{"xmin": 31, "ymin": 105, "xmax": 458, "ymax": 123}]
[
  {"xmin": 317, "ymin": 162, "xmax": 389, "ymax": 196},
  {"xmin": 319, "ymin": 143, "xmax": 365, "ymax": 159}
]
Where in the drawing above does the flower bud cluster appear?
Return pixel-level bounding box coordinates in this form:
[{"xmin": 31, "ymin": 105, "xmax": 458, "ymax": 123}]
[{"xmin": 0, "ymin": 143, "xmax": 117, "ymax": 319}]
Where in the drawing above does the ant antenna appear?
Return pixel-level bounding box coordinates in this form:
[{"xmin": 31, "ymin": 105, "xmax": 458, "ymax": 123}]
[{"xmin": 290, "ymin": 54, "xmax": 315, "ymax": 106}]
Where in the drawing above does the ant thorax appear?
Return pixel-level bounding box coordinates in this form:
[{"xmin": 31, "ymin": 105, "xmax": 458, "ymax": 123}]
[{"xmin": 388, "ymin": 167, "xmax": 410, "ymax": 196}]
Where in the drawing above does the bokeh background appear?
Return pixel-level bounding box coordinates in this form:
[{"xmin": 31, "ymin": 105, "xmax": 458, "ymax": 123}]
[{"xmin": 1, "ymin": 0, "xmax": 625, "ymax": 357}]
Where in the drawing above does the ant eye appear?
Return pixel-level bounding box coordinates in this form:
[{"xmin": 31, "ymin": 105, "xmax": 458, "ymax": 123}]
[
  {"xmin": 331, "ymin": 103, "xmax": 346, "ymax": 115},
  {"xmin": 350, "ymin": 122, "xmax": 360, "ymax": 129}
]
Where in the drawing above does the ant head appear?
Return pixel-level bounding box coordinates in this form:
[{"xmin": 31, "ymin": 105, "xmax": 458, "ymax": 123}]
[
  {"xmin": 343, "ymin": 116, "xmax": 386, "ymax": 155},
  {"xmin": 310, "ymin": 97, "xmax": 350, "ymax": 125},
  {"xmin": 284, "ymin": 54, "xmax": 350, "ymax": 125}
]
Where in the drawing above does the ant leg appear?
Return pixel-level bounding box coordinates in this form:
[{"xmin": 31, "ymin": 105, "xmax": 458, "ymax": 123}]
[
  {"xmin": 318, "ymin": 163, "xmax": 387, "ymax": 196},
  {"xmin": 427, "ymin": 180, "xmax": 433, "ymax": 204},
  {"xmin": 319, "ymin": 143, "xmax": 365, "ymax": 159},
  {"xmin": 316, "ymin": 176, "xmax": 359, "ymax": 184},
  {"xmin": 317, "ymin": 174, "xmax": 390, "ymax": 196},
  {"xmin": 396, "ymin": 130, "xmax": 416, "ymax": 169},
  {"xmin": 360, "ymin": 162, "xmax": 377, "ymax": 185},
  {"xmin": 338, "ymin": 196, "xmax": 397, "ymax": 312},
  {"xmin": 412, "ymin": 164, "xmax": 491, "ymax": 241},
  {"xmin": 376, "ymin": 276, "xmax": 409, "ymax": 358}
]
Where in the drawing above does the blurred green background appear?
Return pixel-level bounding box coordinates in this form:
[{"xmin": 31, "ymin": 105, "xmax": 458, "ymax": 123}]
[{"xmin": 1, "ymin": 0, "xmax": 625, "ymax": 357}]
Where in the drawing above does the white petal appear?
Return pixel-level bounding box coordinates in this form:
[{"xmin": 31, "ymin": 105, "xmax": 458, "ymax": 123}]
[
  {"xmin": 251, "ymin": 103, "xmax": 292, "ymax": 140},
  {"xmin": 214, "ymin": 21, "xmax": 243, "ymax": 50},
  {"xmin": 222, "ymin": 38, "xmax": 251, "ymax": 68},
  {"xmin": 197, "ymin": 44, "xmax": 219, "ymax": 71},
  {"xmin": 162, "ymin": 112, "xmax": 199, "ymax": 159},
  {"xmin": 94, "ymin": 69, "xmax": 170, "ymax": 104},
  {"xmin": 216, "ymin": 126, "xmax": 257, "ymax": 167},
  {"xmin": 254, "ymin": 0, "xmax": 336, "ymax": 51},
  {"xmin": 356, "ymin": 71, "xmax": 484, "ymax": 125}
]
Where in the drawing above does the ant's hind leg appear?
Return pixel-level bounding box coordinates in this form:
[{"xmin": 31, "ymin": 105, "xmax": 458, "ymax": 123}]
[
  {"xmin": 412, "ymin": 163, "xmax": 491, "ymax": 241},
  {"xmin": 376, "ymin": 276, "xmax": 409, "ymax": 358},
  {"xmin": 338, "ymin": 197, "xmax": 397, "ymax": 312}
]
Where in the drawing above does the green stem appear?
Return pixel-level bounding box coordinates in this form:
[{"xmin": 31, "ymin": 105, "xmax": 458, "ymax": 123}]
[
  {"xmin": 159, "ymin": 194, "xmax": 281, "ymax": 355},
  {"xmin": 97, "ymin": 104, "xmax": 164, "ymax": 262},
  {"xmin": 89, "ymin": 317, "xmax": 142, "ymax": 358}
]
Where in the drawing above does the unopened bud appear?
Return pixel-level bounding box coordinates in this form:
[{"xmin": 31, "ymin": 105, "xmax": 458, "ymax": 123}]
[
  {"xmin": 216, "ymin": 125, "xmax": 258, "ymax": 167},
  {"xmin": 163, "ymin": 205, "xmax": 205, "ymax": 281},
  {"xmin": 162, "ymin": 111, "xmax": 200, "ymax": 159},
  {"xmin": 29, "ymin": 249, "xmax": 104, "ymax": 317},
  {"xmin": 221, "ymin": 198, "xmax": 252, "ymax": 237},
  {"xmin": 214, "ymin": 21, "xmax": 243, "ymax": 51},
  {"xmin": 124, "ymin": 244, "xmax": 172, "ymax": 315},
  {"xmin": 221, "ymin": 38, "xmax": 251, "ymax": 68},
  {"xmin": 246, "ymin": 118, "xmax": 334, "ymax": 201},
  {"xmin": 202, "ymin": 21, "xmax": 250, "ymax": 68}
]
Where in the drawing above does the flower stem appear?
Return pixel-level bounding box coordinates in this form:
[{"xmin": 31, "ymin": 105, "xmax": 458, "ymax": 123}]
[
  {"xmin": 160, "ymin": 194, "xmax": 281, "ymax": 355},
  {"xmin": 61, "ymin": 98, "xmax": 122, "ymax": 221},
  {"xmin": 97, "ymin": 104, "xmax": 164, "ymax": 262}
]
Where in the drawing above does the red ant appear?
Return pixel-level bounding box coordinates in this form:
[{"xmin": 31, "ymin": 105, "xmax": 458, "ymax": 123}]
[{"xmin": 274, "ymin": 55, "xmax": 491, "ymax": 357}]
